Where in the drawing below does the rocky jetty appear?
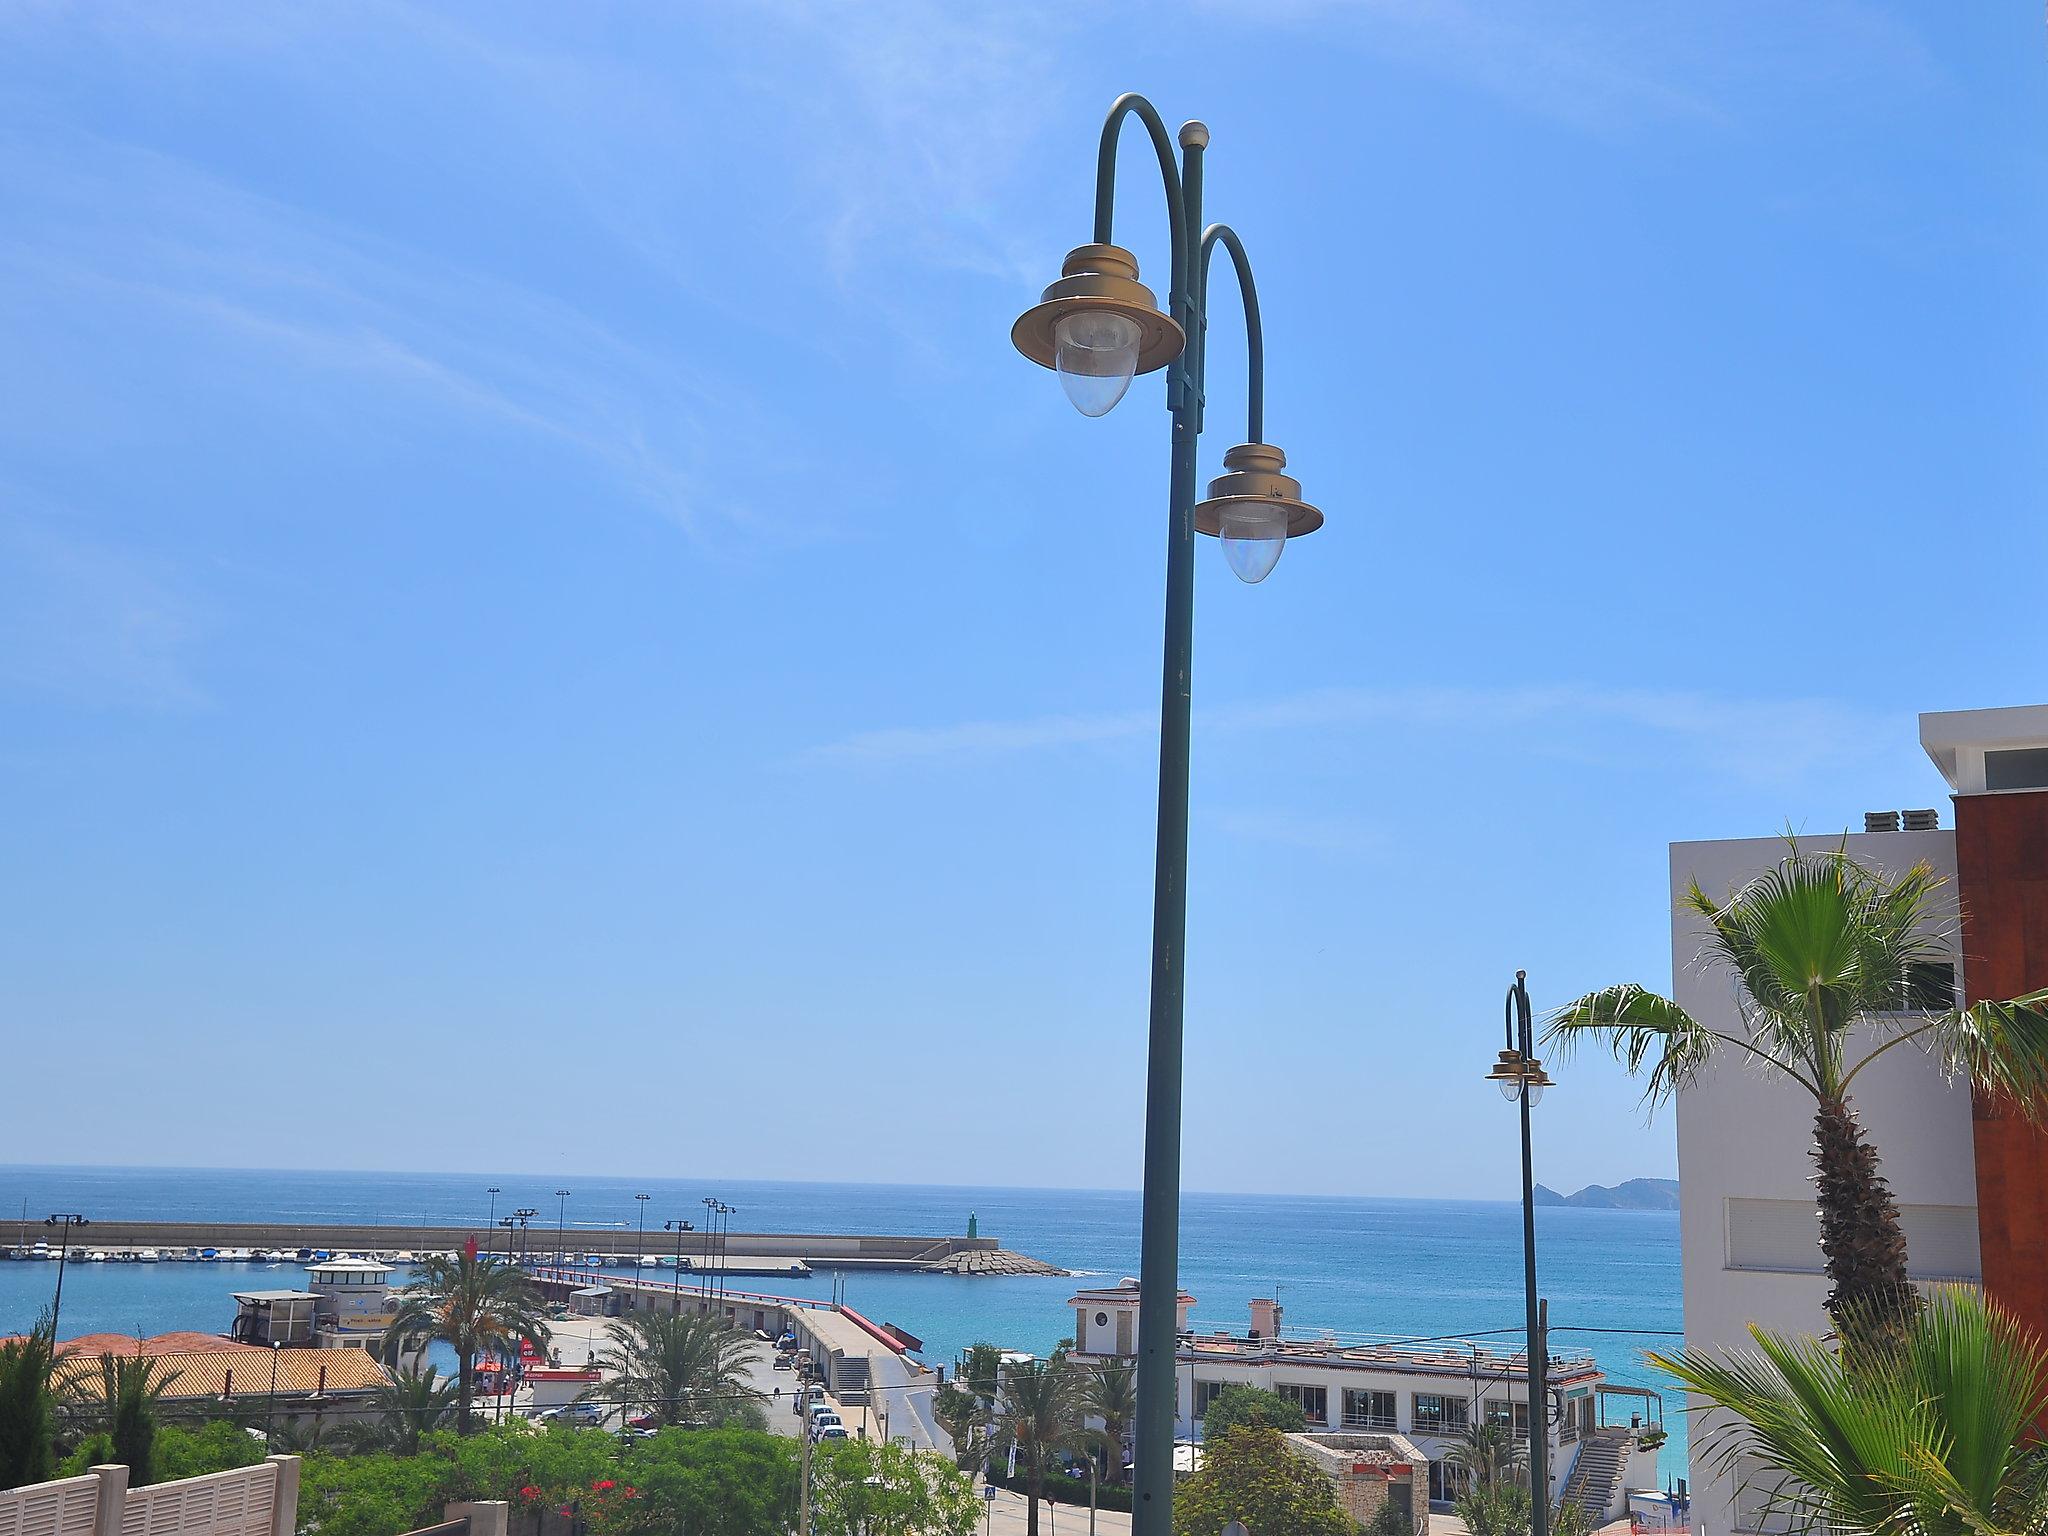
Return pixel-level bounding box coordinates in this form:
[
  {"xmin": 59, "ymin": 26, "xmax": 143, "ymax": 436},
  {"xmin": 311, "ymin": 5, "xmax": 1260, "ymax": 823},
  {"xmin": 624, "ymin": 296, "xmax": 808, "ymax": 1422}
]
[{"xmin": 923, "ymin": 1248, "xmax": 1069, "ymax": 1277}]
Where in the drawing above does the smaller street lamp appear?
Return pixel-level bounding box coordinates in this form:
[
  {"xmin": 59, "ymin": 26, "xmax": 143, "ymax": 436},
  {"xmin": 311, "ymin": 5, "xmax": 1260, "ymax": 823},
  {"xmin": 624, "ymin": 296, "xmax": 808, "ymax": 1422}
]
[
  {"xmin": 265, "ymin": 1339, "xmax": 284, "ymax": 1448},
  {"xmin": 634, "ymin": 1193, "xmax": 650, "ymax": 1279},
  {"xmin": 555, "ymin": 1190, "xmax": 571, "ymax": 1269},
  {"xmin": 487, "ymin": 1186, "xmax": 501, "ymax": 1230}
]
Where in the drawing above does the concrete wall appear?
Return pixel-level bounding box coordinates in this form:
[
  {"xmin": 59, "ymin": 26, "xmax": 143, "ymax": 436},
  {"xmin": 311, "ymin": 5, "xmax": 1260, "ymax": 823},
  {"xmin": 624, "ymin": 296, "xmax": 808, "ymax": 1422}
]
[{"xmin": 1672, "ymin": 830, "xmax": 1975, "ymax": 1536}]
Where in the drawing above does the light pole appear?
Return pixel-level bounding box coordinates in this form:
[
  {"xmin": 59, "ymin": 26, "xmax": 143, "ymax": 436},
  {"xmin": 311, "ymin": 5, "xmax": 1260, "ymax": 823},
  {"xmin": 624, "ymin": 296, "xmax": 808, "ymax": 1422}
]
[
  {"xmin": 1011, "ymin": 95, "xmax": 1325, "ymax": 1536},
  {"xmin": 555, "ymin": 1189, "xmax": 571, "ymax": 1270},
  {"xmin": 665, "ymin": 1219, "xmax": 693, "ymax": 1311},
  {"xmin": 1486, "ymin": 970, "xmax": 1554, "ymax": 1536},
  {"xmin": 717, "ymin": 1202, "xmax": 735, "ymax": 1314},
  {"xmin": 265, "ymin": 1339, "xmax": 284, "ymax": 1448},
  {"xmin": 498, "ymin": 1215, "xmax": 516, "ymax": 1262},
  {"xmin": 487, "ymin": 1187, "xmax": 501, "ymax": 1233},
  {"xmin": 512, "ymin": 1208, "xmax": 538, "ymax": 1268},
  {"xmin": 44, "ymin": 1213, "xmax": 88, "ymax": 1342},
  {"xmin": 634, "ymin": 1193, "xmax": 650, "ymax": 1288}
]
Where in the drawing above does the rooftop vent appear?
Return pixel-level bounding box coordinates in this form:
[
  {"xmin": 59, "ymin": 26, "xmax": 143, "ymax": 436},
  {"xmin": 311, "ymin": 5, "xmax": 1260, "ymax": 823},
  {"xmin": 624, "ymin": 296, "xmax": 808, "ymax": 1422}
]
[
  {"xmin": 1903, "ymin": 808, "xmax": 1940, "ymax": 831},
  {"xmin": 1865, "ymin": 811, "xmax": 1901, "ymax": 833}
]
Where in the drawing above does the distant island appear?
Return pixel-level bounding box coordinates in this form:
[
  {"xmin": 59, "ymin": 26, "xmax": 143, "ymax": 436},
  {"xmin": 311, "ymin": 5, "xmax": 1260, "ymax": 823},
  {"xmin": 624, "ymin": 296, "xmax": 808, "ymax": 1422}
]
[{"xmin": 1532, "ymin": 1177, "xmax": 1678, "ymax": 1210}]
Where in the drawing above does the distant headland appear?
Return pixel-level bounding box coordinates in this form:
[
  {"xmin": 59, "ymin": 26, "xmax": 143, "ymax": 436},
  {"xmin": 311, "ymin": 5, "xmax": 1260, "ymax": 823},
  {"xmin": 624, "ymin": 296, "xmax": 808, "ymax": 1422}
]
[{"xmin": 1532, "ymin": 1177, "xmax": 1678, "ymax": 1210}]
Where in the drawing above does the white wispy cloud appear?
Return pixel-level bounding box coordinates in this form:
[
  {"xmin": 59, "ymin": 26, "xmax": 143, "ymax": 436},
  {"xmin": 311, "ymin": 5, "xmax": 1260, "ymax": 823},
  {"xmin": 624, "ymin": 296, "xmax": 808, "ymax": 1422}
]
[
  {"xmin": 0, "ymin": 130, "xmax": 745, "ymax": 536},
  {"xmin": 804, "ymin": 683, "xmax": 1886, "ymax": 786},
  {"xmin": 0, "ymin": 504, "xmax": 206, "ymax": 711}
]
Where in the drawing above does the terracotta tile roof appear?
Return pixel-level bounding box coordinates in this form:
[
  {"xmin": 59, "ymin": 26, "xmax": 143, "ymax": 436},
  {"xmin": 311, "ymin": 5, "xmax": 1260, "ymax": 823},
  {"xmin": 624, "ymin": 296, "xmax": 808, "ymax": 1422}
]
[
  {"xmin": 63, "ymin": 1332, "xmax": 264, "ymax": 1357},
  {"xmin": 50, "ymin": 1348, "xmax": 389, "ymax": 1399}
]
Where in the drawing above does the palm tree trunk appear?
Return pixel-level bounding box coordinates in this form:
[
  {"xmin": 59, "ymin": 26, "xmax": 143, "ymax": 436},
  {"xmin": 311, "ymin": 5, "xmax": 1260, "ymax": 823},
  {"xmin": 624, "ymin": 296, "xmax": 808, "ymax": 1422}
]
[
  {"xmin": 1812, "ymin": 1094, "xmax": 1919, "ymax": 1344},
  {"xmin": 456, "ymin": 1348, "xmax": 474, "ymax": 1436},
  {"xmin": 1027, "ymin": 1451, "xmax": 1042, "ymax": 1536}
]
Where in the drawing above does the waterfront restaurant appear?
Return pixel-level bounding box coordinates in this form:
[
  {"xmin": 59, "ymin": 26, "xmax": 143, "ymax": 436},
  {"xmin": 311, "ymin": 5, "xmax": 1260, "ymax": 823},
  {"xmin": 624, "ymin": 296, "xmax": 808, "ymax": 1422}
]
[{"xmin": 1068, "ymin": 1281, "xmax": 1663, "ymax": 1516}]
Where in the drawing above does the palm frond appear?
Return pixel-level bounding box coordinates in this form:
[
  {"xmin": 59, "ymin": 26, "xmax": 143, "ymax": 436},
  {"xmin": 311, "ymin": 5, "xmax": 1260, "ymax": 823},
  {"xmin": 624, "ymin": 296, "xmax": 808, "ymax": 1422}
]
[
  {"xmin": 1928, "ymin": 990, "xmax": 2048, "ymax": 1120},
  {"xmin": 1543, "ymin": 984, "xmax": 1717, "ymax": 1108}
]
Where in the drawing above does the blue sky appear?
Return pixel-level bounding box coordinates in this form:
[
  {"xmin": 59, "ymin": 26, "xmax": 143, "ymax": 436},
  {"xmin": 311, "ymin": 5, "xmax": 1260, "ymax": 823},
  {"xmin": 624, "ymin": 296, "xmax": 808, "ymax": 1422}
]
[{"xmin": 2, "ymin": 3, "xmax": 2043, "ymax": 1200}]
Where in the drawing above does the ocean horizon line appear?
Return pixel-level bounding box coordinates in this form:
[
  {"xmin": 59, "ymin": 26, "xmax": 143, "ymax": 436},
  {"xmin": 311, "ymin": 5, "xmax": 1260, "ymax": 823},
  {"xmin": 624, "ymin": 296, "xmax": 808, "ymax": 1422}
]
[{"xmin": 0, "ymin": 1161, "xmax": 1678, "ymax": 1209}]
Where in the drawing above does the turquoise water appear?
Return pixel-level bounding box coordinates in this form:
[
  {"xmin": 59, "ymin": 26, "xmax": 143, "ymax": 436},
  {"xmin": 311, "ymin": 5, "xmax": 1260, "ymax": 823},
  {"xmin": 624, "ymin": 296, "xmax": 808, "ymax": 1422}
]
[{"xmin": 0, "ymin": 1166, "xmax": 1685, "ymax": 1473}]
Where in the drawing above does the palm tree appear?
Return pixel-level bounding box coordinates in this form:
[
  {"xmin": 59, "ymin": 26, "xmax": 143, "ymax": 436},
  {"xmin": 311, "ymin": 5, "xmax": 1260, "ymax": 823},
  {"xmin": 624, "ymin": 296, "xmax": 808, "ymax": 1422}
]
[
  {"xmin": 91, "ymin": 1354, "xmax": 181, "ymax": 1487},
  {"xmin": 1548, "ymin": 843, "xmax": 2048, "ymax": 1343},
  {"xmin": 0, "ymin": 1309, "xmax": 58, "ymax": 1491},
  {"xmin": 1077, "ymin": 1358, "xmax": 1135, "ymax": 1483},
  {"xmin": 1445, "ymin": 1421, "xmax": 1526, "ymax": 1493},
  {"xmin": 995, "ymin": 1354, "xmax": 1080, "ymax": 1536},
  {"xmin": 344, "ymin": 1362, "xmax": 460, "ymax": 1454},
  {"xmin": 583, "ymin": 1310, "xmax": 761, "ymax": 1428},
  {"xmin": 381, "ymin": 1249, "xmax": 549, "ymax": 1435},
  {"xmin": 1654, "ymin": 1286, "xmax": 2048, "ymax": 1536}
]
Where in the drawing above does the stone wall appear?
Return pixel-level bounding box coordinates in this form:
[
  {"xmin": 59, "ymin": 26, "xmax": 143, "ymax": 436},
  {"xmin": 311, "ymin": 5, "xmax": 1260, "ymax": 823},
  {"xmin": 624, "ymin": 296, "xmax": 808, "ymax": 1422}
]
[{"xmin": 1284, "ymin": 1432, "xmax": 1426, "ymax": 1532}]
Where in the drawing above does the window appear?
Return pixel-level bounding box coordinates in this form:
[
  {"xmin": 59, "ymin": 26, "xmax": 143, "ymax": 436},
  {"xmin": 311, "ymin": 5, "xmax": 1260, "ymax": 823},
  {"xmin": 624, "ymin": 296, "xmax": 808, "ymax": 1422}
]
[
  {"xmin": 1343, "ymin": 1389, "xmax": 1396, "ymax": 1430},
  {"xmin": 1884, "ymin": 960, "xmax": 1957, "ymax": 1012},
  {"xmin": 1987, "ymin": 748, "xmax": 2048, "ymax": 792},
  {"xmin": 1484, "ymin": 1398, "xmax": 1530, "ymax": 1439},
  {"xmin": 1277, "ymin": 1383, "xmax": 1328, "ymax": 1425},
  {"xmin": 1412, "ymin": 1393, "xmax": 1468, "ymax": 1436},
  {"xmin": 1193, "ymin": 1380, "xmax": 1227, "ymax": 1420}
]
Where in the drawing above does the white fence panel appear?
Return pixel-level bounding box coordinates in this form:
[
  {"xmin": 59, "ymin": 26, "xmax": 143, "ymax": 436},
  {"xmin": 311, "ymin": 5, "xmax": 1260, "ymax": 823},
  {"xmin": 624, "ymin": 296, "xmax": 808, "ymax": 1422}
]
[
  {"xmin": 0, "ymin": 1476, "xmax": 99, "ymax": 1536},
  {"xmin": 121, "ymin": 1464, "xmax": 276, "ymax": 1536}
]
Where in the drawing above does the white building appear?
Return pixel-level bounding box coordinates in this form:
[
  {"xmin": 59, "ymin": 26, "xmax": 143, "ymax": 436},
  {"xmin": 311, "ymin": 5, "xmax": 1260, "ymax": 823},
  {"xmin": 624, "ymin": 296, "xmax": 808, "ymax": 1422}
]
[
  {"xmin": 1673, "ymin": 703, "xmax": 2048, "ymax": 1536},
  {"xmin": 1069, "ymin": 1281, "xmax": 1661, "ymax": 1518}
]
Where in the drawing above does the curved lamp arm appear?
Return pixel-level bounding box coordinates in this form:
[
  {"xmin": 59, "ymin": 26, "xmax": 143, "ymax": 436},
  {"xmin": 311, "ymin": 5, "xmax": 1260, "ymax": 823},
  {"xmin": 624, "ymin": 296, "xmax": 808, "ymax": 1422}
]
[
  {"xmin": 1198, "ymin": 223, "xmax": 1263, "ymax": 444},
  {"xmin": 1091, "ymin": 93, "xmax": 1189, "ymax": 308}
]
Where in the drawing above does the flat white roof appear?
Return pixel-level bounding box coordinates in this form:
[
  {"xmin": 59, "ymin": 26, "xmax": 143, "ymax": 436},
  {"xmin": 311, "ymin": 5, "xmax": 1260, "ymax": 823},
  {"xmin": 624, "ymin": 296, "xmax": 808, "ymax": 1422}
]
[{"xmin": 1920, "ymin": 704, "xmax": 2048, "ymax": 792}]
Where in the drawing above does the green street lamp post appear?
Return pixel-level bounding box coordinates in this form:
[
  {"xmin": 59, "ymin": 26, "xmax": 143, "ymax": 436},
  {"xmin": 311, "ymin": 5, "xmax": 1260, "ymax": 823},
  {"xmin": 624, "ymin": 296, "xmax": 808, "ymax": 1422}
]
[
  {"xmin": 1012, "ymin": 93, "xmax": 1326, "ymax": 1536},
  {"xmin": 1486, "ymin": 971, "xmax": 1554, "ymax": 1536}
]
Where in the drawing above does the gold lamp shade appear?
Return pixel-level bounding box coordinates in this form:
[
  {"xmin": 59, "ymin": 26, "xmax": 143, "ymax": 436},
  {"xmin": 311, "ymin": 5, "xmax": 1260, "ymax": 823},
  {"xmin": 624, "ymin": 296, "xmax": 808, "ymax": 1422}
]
[
  {"xmin": 1193, "ymin": 443, "xmax": 1323, "ymax": 539},
  {"xmin": 1011, "ymin": 244, "xmax": 1185, "ymax": 374}
]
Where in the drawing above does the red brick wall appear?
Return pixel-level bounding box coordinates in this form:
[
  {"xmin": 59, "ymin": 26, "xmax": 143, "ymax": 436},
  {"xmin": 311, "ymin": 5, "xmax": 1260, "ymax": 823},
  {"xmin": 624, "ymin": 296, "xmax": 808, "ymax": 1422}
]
[{"xmin": 1955, "ymin": 792, "xmax": 2048, "ymax": 1338}]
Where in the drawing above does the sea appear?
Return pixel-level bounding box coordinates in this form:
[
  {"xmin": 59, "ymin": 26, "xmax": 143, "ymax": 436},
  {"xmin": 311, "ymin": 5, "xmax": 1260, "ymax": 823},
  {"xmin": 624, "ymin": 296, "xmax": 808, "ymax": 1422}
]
[{"xmin": 0, "ymin": 1166, "xmax": 1686, "ymax": 1476}]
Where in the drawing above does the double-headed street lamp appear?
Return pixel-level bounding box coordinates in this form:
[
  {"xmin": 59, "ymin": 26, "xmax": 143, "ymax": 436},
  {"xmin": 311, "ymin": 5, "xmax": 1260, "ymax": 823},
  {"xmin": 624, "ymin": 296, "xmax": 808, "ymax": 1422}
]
[
  {"xmin": 1011, "ymin": 94, "xmax": 1327, "ymax": 1536},
  {"xmin": 45, "ymin": 1213, "xmax": 88, "ymax": 1342},
  {"xmin": 555, "ymin": 1189, "xmax": 571, "ymax": 1269},
  {"xmin": 1485, "ymin": 971, "xmax": 1554, "ymax": 1536},
  {"xmin": 664, "ymin": 1219, "xmax": 694, "ymax": 1308}
]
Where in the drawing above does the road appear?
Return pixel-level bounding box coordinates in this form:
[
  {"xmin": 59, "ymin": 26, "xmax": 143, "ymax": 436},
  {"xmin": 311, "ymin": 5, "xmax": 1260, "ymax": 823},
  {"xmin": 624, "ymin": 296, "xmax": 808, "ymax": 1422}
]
[{"xmin": 973, "ymin": 1483, "xmax": 1130, "ymax": 1536}]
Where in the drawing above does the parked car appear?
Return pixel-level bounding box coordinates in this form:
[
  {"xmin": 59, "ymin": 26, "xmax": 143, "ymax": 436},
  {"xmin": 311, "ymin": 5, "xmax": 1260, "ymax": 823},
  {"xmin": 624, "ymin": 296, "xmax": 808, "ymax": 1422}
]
[
  {"xmin": 626, "ymin": 1413, "xmax": 658, "ymax": 1431},
  {"xmin": 546, "ymin": 1402, "xmax": 604, "ymax": 1426},
  {"xmin": 772, "ymin": 1354, "xmax": 793, "ymax": 1370},
  {"xmin": 817, "ymin": 1425, "xmax": 849, "ymax": 1441},
  {"xmin": 811, "ymin": 1413, "xmax": 843, "ymax": 1437}
]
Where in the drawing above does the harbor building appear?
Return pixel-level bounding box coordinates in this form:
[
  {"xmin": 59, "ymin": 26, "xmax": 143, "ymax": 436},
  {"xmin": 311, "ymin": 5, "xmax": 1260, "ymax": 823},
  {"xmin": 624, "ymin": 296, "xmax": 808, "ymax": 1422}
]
[
  {"xmin": 232, "ymin": 1256, "xmax": 402, "ymax": 1352},
  {"xmin": 1067, "ymin": 1282, "xmax": 1661, "ymax": 1519},
  {"xmin": 1673, "ymin": 703, "xmax": 2048, "ymax": 1536}
]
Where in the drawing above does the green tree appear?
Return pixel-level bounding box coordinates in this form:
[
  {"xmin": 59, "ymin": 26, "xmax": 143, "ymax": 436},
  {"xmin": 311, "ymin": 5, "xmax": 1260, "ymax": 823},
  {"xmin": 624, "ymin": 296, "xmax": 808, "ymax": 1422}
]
[
  {"xmin": 583, "ymin": 1310, "xmax": 763, "ymax": 1428},
  {"xmin": 1078, "ymin": 1358, "xmax": 1136, "ymax": 1482},
  {"xmin": 809, "ymin": 1438, "xmax": 979, "ymax": 1536},
  {"xmin": 1172, "ymin": 1425, "xmax": 1350, "ymax": 1536},
  {"xmin": 1445, "ymin": 1421, "xmax": 1525, "ymax": 1491},
  {"xmin": 89, "ymin": 1353, "xmax": 181, "ymax": 1486},
  {"xmin": 1454, "ymin": 1481, "xmax": 1531, "ymax": 1536},
  {"xmin": 1365, "ymin": 1494, "xmax": 1420, "ymax": 1536},
  {"xmin": 1199, "ymin": 1384, "xmax": 1305, "ymax": 1441},
  {"xmin": 995, "ymin": 1354, "xmax": 1080, "ymax": 1536},
  {"xmin": 297, "ymin": 1450, "xmax": 453, "ymax": 1536},
  {"xmin": 381, "ymin": 1249, "xmax": 549, "ymax": 1434},
  {"xmin": 1653, "ymin": 1286, "xmax": 2048, "ymax": 1536},
  {"xmin": 1549, "ymin": 844, "xmax": 2048, "ymax": 1344},
  {"xmin": 0, "ymin": 1310, "xmax": 57, "ymax": 1490},
  {"xmin": 346, "ymin": 1363, "xmax": 460, "ymax": 1455},
  {"xmin": 152, "ymin": 1421, "xmax": 268, "ymax": 1480},
  {"xmin": 611, "ymin": 1427, "xmax": 797, "ymax": 1536}
]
